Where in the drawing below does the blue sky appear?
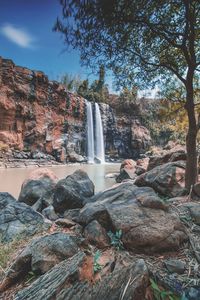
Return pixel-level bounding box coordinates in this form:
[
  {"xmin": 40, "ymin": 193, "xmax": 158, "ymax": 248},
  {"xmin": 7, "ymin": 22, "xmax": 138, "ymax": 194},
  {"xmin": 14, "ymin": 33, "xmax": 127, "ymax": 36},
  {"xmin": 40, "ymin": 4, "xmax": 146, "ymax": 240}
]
[{"xmin": 0, "ymin": 0, "xmax": 96, "ymax": 82}]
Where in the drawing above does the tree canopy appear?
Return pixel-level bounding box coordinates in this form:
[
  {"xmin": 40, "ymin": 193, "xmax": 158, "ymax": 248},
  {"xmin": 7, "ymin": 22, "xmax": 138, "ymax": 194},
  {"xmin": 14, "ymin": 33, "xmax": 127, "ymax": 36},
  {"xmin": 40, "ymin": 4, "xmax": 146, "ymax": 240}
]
[{"xmin": 54, "ymin": 0, "xmax": 200, "ymax": 88}]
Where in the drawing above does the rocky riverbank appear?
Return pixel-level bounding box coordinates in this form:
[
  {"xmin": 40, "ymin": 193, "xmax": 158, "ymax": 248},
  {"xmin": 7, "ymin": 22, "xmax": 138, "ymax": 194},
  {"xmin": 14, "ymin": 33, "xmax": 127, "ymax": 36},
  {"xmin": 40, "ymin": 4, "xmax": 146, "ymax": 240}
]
[{"xmin": 1, "ymin": 150, "xmax": 200, "ymax": 299}]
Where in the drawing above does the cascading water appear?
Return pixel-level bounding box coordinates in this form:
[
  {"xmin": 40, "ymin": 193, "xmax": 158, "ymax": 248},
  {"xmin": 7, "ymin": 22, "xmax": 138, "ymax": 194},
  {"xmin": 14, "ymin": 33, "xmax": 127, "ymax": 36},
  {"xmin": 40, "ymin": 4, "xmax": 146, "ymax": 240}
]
[
  {"xmin": 86, "ymin": 101, "xmax": 95, "ymax": 163},
  {"xmin": 95, "ymin": 103, "xmax": 105, "ymax": 163}
]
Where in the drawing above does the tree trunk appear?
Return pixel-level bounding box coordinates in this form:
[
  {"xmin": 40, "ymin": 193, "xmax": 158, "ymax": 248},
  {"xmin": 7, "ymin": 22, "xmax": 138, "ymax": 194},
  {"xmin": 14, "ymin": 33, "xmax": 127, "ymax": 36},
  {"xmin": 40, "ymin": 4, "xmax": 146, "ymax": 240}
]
[{"xmin": 185, "ymin": 72, "xmax": 198, "ymax": 190}]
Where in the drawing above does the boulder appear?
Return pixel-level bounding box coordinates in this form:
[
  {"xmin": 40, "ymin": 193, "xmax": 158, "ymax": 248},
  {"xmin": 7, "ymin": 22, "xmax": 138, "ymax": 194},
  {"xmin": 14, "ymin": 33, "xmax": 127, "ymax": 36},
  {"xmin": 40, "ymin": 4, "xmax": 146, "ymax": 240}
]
[
  {"xmin": 53, "ymin": 169, "xmax": 94, "ymax": 213},
  {"xmin": 67, "ymin": 151, "xmax": 85, "ymax": 163},
  {"xmin": 0, "ymin": 192, "xmax": 50, "ymax": 243},
  {"xmin": 0, "ymin": 233, "xmax": 82, "ymax": 292},
  {"xmin": 148, "ymin": 150, "xmax": 186, "ymax": 171},
  {"xmin": 84, "ymin": 220, "xmax": 110, "ymax": 249},
  {"xmin": 116, "ymin": 159, "xmax": 136, "ymax": 183},
  {"xmin": 78, "ymin": 182, "xmax": 187, "ymax": 253},
  {"xmin": 135, "ymin": 157, "xmax": 149, "ymax": 175},
  {"xmin": 164, "ymin": 259, "xmax": 186, "ymax": 274},
  {"xmin": 135, "ymin": 161, "xmax": 186, "ymax": 197},
  {"xmin": 18, "ymin": 168, "xmax": 58, "ymax": 210}
]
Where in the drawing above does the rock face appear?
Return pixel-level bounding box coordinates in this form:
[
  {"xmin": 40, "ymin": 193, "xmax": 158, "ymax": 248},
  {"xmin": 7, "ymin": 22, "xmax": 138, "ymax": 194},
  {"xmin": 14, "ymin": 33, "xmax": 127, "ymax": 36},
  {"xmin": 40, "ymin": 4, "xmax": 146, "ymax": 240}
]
[
  {"xmin": 0, "ymin": 192, "xmax": 50, "ymax": 242},
  {"xmin": 78, "ymin": 182, "xmax": 187, "ymax": 253},
  {"xmin": 99, "ymin": 103, "xmax": 151, "ymax": 159},
  {"xmin": 135, "ymin": 161, "xmax": 186, "ymax": 197},
  {"xmin": 53, "ymin": 169, "xmax": 95, "ymax": 213},
  {"xmin": 0, "ymin": 57, "xmax": 151, "ymax": 161},
  {"xmin": 0, "ymin": 57, "xmax": 86, "ymax": 162}
]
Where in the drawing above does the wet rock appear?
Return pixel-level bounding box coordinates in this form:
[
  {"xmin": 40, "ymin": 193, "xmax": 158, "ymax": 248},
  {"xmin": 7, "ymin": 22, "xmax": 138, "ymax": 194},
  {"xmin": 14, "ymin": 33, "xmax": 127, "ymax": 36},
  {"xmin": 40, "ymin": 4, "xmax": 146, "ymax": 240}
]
[
  {"xmin": 164, "ymin": 259, "xmax": 186, "ymax": 274},
  {"xmin": 135, "ymin": 161, "xmax": 186, "ymax": 197},
  {"xmin": 78, "ymin": 182, "xmax": 186, "ymax": 253},
  {"xmin": 53, "ymin": 170, "xmax": 94, "ymax": 213},
  {"xmin": 0, "ymin": 192, "xmax": 50, "ymax": 243},
  {"xmin": 18, "ymin": 168, "xmax": 58, "ymax": 209},
  {"xmin": 84, "ymin": 220, "xmax": 110, "ymax": 249},
  {"xmin": 0, "ymin": 233, "xmax": 83, "ymax": 292}
]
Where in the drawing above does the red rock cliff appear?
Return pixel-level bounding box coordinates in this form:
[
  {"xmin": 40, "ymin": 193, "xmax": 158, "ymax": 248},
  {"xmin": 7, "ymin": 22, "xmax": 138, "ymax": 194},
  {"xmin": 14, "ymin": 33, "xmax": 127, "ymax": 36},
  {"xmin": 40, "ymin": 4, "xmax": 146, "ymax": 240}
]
[{"xmin": 0, "ymin": 57, "xmax": 86, "ymax": 161}]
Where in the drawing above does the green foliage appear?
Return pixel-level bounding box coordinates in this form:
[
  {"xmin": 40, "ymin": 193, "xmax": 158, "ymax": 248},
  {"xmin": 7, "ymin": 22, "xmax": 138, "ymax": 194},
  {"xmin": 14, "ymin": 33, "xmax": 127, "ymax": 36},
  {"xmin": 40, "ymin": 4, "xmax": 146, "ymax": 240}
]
[
  {"xmin": 150, "ymin": 278, "xmax": 181, "ymax": 300},
  {"xmin": 60, "ymin": 73, "xmax": 82, "ymax": 92},
  {"xmin": 108, "ymin": 229, "xmax": 124, "ymax": 250},
  {"xmin": 93, "ymin": 250, "xmax": 102, "ymax": 273},
  {"xmin": 77, "ymin": 65, "xmax": 109, "ymax": 103}
]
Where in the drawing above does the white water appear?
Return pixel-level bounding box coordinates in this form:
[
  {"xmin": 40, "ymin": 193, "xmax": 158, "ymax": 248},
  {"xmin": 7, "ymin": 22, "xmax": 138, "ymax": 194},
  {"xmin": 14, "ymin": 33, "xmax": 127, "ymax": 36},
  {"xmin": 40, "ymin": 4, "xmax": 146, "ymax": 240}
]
[
  {"xmin": 95, "ymin": 103, "xmax": 105, "ymax": 163},
  {"xmin": 86, "ymin": 101, "xmax": 95, "ymax": 163}
]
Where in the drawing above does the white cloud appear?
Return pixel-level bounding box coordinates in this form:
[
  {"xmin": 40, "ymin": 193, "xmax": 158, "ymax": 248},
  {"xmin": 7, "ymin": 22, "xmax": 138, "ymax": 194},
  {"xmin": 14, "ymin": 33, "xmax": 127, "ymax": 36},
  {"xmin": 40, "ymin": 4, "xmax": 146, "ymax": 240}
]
[{"xmin": 1, "ymin": 24, "xmax": 35, "ymax": 48}]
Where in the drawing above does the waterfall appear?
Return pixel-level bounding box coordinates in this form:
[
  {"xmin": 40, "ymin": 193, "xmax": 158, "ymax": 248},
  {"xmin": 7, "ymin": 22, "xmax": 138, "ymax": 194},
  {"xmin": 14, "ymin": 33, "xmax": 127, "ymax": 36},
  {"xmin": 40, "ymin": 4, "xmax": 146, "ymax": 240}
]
[
  {"xmin": 86, "ymin": 101, "xmax": 95, "ymax": 163},
  {"xmin": 95, "ymin": 103, "xmax": 105, "ymax": 163}
]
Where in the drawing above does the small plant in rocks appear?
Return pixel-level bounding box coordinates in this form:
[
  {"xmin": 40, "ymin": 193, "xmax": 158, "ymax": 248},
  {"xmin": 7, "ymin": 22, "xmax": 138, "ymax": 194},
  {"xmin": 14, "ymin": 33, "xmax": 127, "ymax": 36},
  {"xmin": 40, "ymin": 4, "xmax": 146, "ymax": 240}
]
[
  {"xmin": 108, "ymin": 229, "xmax": 124, "ymax": 250},
  {"xmin": 93, "ymin": 250, "xmax": 102, "ymax": 273}
]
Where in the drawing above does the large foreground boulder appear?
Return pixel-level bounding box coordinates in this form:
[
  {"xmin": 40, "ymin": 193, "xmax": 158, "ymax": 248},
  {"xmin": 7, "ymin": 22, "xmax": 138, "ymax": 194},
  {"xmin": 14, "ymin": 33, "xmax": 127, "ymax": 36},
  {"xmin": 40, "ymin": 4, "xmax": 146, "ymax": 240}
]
[
  {"xmin": 78, "ymin": 182, "xmax": 187, "ymax": 253},
  {"xmin": 0, "ymin": 193, "xmax": 50, "ymax": 243},
  {"xmin": 53, "ymin": 169, "xmax": 94, "ymax": 213},
  {"xmin": 0, "ymin": 233, "xmax": 83, "ymax": 292},
  {"xmin": 18, "ymin": 169, "xmax": 58, "ymax": 210},
  {"xmin": 135, "ymin": 161, "xmax": 186, "ymax": 197}
]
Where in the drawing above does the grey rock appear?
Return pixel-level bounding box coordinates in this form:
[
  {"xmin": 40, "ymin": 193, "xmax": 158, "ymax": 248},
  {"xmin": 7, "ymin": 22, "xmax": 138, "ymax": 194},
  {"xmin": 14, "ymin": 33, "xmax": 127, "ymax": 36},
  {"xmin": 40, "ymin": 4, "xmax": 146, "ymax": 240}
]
[
  {"xmin": 18, "ymin": 179, "xmax": 55, "ymax": 210},
  {"xmin": 84, "ymin": 220, "xmax": 110, "ymax": 249},
  {"xmin": 53, "ymin": 169, "xmax": 94, "ymax": 213},
  {"xmin": 42, "ymin": 205, "xmax": 58, "ymax": 221},
  {"xmin": 0, "ymin": 192, "xmax": 50, "ymax": 243},
  {"xmin": 135, "ymin": 161, "xmax": 187, "ymax": 197},
  {"xmin": 164, "ymin": 259, "xmax": 186, "ymax": 274},
  {"xmin": 63, "ymin": 208, "xmax": 80, "ymax": 221}
]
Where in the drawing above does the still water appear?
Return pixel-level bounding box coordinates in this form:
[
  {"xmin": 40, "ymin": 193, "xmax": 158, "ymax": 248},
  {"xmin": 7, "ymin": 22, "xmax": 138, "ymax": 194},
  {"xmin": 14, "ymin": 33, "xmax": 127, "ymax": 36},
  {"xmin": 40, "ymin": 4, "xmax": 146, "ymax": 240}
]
[{"xmin": 0, "ymin": 163, "xmax": 120, "ymax": 199}]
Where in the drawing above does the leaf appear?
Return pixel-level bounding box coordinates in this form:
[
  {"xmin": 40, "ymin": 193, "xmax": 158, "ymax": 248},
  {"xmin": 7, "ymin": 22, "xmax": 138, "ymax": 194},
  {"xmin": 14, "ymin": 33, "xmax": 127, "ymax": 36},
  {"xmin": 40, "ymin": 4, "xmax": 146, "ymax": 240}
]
[{"xmin": 150, "ymin": 278, "xmax": 161, "ymax": 293}]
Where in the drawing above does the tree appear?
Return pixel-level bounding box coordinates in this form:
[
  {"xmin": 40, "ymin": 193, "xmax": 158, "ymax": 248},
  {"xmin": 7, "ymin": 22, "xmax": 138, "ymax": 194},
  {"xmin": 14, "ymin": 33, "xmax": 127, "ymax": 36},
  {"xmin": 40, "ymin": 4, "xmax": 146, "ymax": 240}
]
[
  {"xmin": 77, "ymin": 65, "xmax": 109, "ymax": 103},
  {"xmin": 60, "ymin": 73, "xmax": 82, "ymax": 92},
  {"xmin": 54, "ymin": 0, "xmax": 200, "ymax": 189}
]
